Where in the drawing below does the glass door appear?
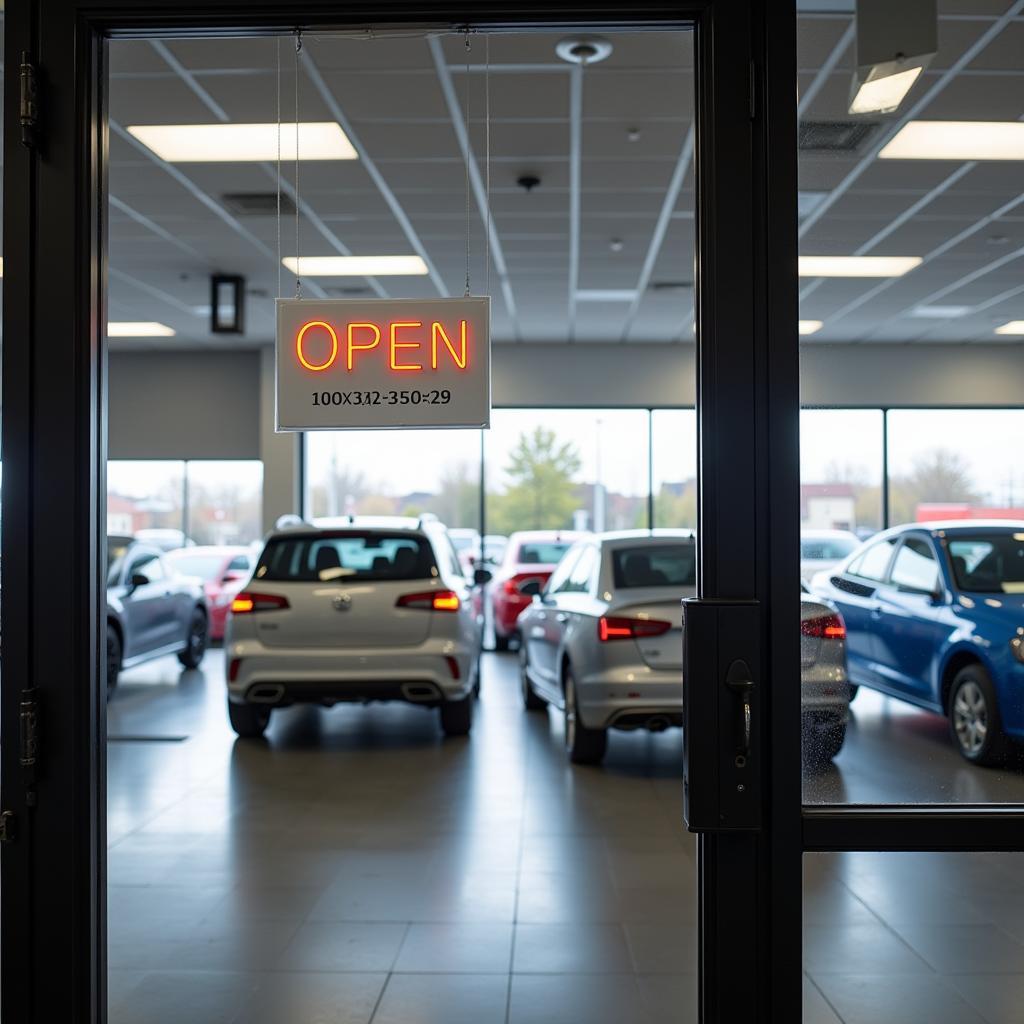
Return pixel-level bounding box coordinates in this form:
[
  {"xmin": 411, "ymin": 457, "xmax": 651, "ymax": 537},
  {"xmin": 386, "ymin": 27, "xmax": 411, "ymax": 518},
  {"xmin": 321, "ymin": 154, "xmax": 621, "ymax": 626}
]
[{"xmin": 1, "ymin": 2, "xmax": 802, "ymax": 1021}]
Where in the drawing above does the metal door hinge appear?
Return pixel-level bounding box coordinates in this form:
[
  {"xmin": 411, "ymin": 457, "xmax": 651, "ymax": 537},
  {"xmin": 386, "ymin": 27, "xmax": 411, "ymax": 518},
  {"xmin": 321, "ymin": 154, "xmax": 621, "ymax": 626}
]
[
  {"xmin": 19, "ymin": 690, "xmax": 39, "ymax": 767},
  {"xmin": 0, "ymin": 812, "xmax": 15, "ymax": 843},
  {"xmin": 20, "ymin": 51, "xmax": 39, "ymax": 148}
]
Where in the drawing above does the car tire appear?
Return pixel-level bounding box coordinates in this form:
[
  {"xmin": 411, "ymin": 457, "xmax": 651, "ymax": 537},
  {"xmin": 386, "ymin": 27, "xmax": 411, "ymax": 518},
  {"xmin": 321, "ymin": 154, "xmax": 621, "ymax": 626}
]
[
  {"xmin": 440, "ymin": 694, "xmax": 473, "ymax": 737},
  {"xmin": 564, "ymin": 665, "xmax": 606, "ymax": 765},
  {"xmin": 949, "ymin": 664, "xmax": 1010, "ymax": 767},
  {"xmin": 802, "ymin": 717, "xmax": 846, "ymax": 767},
  {"xmin": 493, "ymin": 633, "xmax": 510, "ymax": 652},
  {"xmin": 106, "ymin": 623, "xmax": 122, "ymax": 696},
  {"xmin": 520, "ymin": 645, "xmax": 546, "ymax": 711},
  {"xmin": 228, "ymin": 700, "xmax": 270, "ymax": 739},
  {"xmin": 177, "ymin": 607, "xmax": 208, "ymax": 669}
]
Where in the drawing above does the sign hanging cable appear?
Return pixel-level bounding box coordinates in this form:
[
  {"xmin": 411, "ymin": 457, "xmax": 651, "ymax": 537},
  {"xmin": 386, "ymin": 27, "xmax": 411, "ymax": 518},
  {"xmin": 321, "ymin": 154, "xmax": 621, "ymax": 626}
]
[
  {"xmin": 485, "ymin": 33, "xmax": 491, "ymax": 300},
  {"xmin": 276, "ymin": 35, "xmax": 282, "ymax": 299},
  {"xmin": 464, "ymin": 30, "xmax": 472, "ymax": 297},
  {"xmin": 294, "ymin": 29, "xmax": 303, "ymax": 299}
]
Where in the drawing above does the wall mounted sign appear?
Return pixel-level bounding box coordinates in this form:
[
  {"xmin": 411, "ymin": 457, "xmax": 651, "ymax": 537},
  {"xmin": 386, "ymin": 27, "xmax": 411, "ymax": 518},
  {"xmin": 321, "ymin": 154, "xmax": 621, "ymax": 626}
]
[{"xmin": 276, "ymin": 297, "xmax": 490, "ymax": 431}]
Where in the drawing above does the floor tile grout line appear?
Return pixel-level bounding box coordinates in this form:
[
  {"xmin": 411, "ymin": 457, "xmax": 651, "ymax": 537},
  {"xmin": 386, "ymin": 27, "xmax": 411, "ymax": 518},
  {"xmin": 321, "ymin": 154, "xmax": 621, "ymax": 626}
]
[{"xmin": 805, "ymin": 969, "xmax": 848, "ymax": 1024}]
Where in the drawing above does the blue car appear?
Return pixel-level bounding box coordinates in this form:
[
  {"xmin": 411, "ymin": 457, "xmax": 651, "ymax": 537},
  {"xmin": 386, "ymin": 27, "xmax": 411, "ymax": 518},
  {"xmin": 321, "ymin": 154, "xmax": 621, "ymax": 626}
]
[{"xmin": 810, "ymin": 522, "xmax": 1024, "ymax": 766}]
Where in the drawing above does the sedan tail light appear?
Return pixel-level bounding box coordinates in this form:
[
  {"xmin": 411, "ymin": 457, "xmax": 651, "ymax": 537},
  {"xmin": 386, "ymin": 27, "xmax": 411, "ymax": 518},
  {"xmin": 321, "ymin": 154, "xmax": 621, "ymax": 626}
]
[
  {"xmin": 231, "ymin": 592, "xmax": 290, "ymax": 614},
  {"xmin": 396, "ymin": 590, "xmax": 461, "ymax": 612},
  {"xmin": 228, "ymin": 658, "xmax": 242, "ymax": 681},
  {"xmin": 502, "ymin": 573, "xmax": 545, "ymax": 597},
  {"xmin": 598, "ymin": 616, "xmax": 673, "ymax": 642},
  {"xmin": 801, "ymin": 613, "xmax": 846, "ymax": 639}
]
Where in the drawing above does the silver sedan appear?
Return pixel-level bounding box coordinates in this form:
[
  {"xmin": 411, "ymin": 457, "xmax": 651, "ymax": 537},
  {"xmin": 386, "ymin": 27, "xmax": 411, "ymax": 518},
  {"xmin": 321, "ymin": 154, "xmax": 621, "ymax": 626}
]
[{"xmin": 518, "ymin": 531, "xmax": 850, "ymax": 765}]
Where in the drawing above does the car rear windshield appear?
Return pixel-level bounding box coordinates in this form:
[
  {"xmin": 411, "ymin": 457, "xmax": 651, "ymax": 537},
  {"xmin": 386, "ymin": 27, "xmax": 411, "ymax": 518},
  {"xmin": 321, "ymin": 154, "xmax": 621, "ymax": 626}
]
[
  {"xmin": 166, "ymin": 554, "xmax": 225, "ymax": 580},
  {"xmin": 517, "ymin": 541, "xmax": 573, "ymax": 565},
  {"xmin": 801, "ymin": 537, "xmax": 857, "ymax": 560},
  {"xmin": 612, "ymin": 543, "xmax": 696, "ymax": 589},
  {"xmin": 255, "ymin": 532, "xmax": 437, "ymax": 583},
  {"xmin": 947, "ymin": 534, "xmax": 1024, "ymax": 594}
]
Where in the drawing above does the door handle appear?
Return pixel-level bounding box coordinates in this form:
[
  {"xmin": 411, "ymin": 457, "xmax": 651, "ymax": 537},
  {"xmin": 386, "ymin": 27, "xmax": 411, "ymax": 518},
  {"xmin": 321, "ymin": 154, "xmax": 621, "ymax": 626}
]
[
  {"xmin": 724, "ymin": 659, "xmax": 754, "ymax": 759},
  {"xmin": 555, "ymin": 613, "xmax": 569, "ymax": 624}
]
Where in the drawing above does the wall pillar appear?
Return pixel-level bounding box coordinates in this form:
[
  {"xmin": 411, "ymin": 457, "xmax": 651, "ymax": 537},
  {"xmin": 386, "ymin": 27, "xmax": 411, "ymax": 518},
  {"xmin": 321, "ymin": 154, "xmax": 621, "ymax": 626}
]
[{"xmin": 259, "ymin": 345, "xmax": 301, "ymax": 532}]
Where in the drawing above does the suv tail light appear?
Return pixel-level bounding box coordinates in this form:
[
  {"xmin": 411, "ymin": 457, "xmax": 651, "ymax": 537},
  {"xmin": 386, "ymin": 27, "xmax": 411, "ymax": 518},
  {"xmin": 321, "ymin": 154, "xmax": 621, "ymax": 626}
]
[
  {"xmin": 396, "ymin": 590, "xmax": 461, "ymax": 612},
  {"xmin": 598, "ymin": 616, "xmax": 673, "ymax": 642},
  {"xmin": 231, "ymin": 592, "xmax": 290, "ymax": 614},
  {"xmin": 801, "ymin": 613, "xmax": 846, "ymax": 639}
]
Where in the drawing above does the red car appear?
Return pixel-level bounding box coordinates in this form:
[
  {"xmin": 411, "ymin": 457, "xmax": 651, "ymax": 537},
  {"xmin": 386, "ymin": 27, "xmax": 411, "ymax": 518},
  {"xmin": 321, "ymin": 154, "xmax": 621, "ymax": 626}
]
[
  {"xmin": 165, "ymin": 546, "xmax": 254, "ymax": 641},
  {"xmin": 489, "ymin": 531, "xmax": 587, "ymax": 650}
]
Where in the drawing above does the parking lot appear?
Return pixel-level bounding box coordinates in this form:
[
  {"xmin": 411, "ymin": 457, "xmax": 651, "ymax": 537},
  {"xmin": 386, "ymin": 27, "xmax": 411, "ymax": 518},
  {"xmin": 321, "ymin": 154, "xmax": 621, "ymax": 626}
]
[{"xmin": 106, "ymin": 648, "xmax": 1024, "ymax": 1023}]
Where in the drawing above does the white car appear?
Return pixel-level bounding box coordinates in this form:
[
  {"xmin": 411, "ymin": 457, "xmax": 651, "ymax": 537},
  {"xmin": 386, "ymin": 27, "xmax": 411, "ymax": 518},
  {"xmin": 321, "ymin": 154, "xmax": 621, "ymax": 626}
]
[
  {"xmin": 224, "ymin": 517, "xmax": 484, "ymax": 739},
  {"xmin": 800, "ymin": 529, "xmax": 860, "ymax": 585},
  {"xmin": 518, "ymin": 531, "xmax": 851, "ymax": 765}
]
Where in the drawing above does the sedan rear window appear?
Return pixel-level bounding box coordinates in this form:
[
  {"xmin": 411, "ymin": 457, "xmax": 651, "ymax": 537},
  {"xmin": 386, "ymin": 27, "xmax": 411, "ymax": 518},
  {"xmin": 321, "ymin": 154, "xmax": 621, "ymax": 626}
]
[
  {"xmin": 948, "ymin": 534, "xmax": 1024, "ymax": 594},
  {"xmin": 612, "ymin": 544, "xmax": 696, "ymax": 589},
  {"xmin": 517, "ymin": 542, "xmax": 573, "ymax": 565},
  {"xmin": 255, "ymin": 532, "xmax": 436, "ymax": 583}
]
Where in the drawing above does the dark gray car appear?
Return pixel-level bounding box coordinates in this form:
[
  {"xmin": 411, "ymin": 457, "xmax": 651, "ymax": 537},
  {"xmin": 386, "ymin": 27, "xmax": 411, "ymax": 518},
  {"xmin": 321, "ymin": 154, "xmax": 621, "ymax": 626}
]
[{"xmin": 106, "ymin": 535, "xmax": 209, "ymax": 692}]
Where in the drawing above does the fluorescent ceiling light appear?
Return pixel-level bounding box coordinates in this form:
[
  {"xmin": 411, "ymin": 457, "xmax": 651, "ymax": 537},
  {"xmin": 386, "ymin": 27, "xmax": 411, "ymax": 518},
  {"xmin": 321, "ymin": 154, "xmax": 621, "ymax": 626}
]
[
  {"xmin": 126, "ymin": 122, "xmax": 357, "ymax": 162},
  {"xmin": 995, "ymin": 321, "xmax": 1024, "ymax": 336},
  {"xmin": 849, "ymin": 66, "xmax": 923, "ymax": 115},
  {"xmin": 911, "ymin": 305, "xmax": 971, "ymax": 319},
  {"xmin": 107, "ymin": 322, "xmax": 176, "ymax": 337},
  {"xmin": 799, "ymin": 256, "xmax": 922, "ymax": 278},
  {"xmin": 880, "ymin": 121, "xmax": 1024, "ymax": 161},
  {"xmin": 283, "ymin": 256, "xmax": 428, "ymax": 277},
  {"xmin": 576, "ymin": 289, "xmax": 637, "ymax": 302},
  {"xmin": 799, "ymin": 320, "xmax": 823, "ymax": 335}
]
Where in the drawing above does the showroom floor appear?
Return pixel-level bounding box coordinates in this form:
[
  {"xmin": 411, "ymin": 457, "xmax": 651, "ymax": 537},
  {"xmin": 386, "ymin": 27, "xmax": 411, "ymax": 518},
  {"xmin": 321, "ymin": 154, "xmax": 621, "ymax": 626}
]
[{"xmin": 107, "ymin": 650, "xmax": 1024, "ymax": 1024}]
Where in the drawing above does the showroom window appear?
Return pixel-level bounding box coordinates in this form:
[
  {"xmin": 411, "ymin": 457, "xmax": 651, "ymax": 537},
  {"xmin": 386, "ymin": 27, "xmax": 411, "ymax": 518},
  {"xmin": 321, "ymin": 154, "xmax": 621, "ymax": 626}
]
[
  {"xmin": 107, "ymin": 459, "xmax": 263, "ymax": 546},
  {"xmin": 485, "ymin": 409, "xmax": 651, "ymax": 534},
  {"xmin": 651, "ymin": 409, "xmax": 698, "ymax": 529},
  {"xmin": 304, "ymin": 428, "xmax": 482, "ymax": 527},
  {"xmin": 886, "ymin": 409, "xmax": 1024, "ymax": 525}
]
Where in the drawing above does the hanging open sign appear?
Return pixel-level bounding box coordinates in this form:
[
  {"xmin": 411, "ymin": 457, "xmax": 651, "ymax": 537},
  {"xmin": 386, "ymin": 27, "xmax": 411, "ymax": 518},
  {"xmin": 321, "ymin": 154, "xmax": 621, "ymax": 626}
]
[{"xmin": 276, "ymin": 297, "xmax": 490, "ymax": 431}]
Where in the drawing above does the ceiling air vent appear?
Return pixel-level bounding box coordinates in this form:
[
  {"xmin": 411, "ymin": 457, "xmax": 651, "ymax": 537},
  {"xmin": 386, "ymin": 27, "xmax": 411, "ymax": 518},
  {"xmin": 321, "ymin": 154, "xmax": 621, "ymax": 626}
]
[
  {"xmin": 798, "ymin": 120, "xmax": 878, "ymax": 152},
  {"xmin": 222, "ymin": 192, "xmax": 296, "ymax": 216}
]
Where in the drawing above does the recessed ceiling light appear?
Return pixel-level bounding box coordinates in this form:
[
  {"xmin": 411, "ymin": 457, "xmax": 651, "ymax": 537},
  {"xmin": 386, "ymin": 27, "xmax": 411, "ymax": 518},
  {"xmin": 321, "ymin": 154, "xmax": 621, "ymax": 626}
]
[
  {"xmin": 576, "ymin": 289, "xmax": 637, "ymax": 302},
  {"xmin": 126, "ymin": 122, "xmax": 357, "ymax": 162},
  {"xmin": 799, "ymin": 320, "xmax": 823, "ymax": 335},
  {"xmin": 849, "ymin": 66, "xmax": 924, "ymax": 115},
  {"xmin": 799, "ymin": 256, "xmax": 922, "ymax": 277},
  {"xmin": 995, "ymin": 321, "xmax": 1024, "ymax": 336},
  {"xmin": 911, "ymin": 305, "xmax": 971, "ymax": 319},
  {"xmin": 282, "ymin": 256, "xmax": 429, "ymax": 277},
  {"xmin": 107, "ymin": 321, "xmax": 176, "ymax": 337},
  {"xmin": 879, "ymin": 121, "xmax": 1024, "ymax": 161}
]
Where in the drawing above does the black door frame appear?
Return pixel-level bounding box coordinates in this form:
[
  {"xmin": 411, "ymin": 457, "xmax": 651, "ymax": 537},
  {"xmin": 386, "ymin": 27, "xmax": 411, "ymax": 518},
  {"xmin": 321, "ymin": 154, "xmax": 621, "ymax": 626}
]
[{"xmin": 2, "ymin": 2, "xmax": 807, "ymax": 1021}]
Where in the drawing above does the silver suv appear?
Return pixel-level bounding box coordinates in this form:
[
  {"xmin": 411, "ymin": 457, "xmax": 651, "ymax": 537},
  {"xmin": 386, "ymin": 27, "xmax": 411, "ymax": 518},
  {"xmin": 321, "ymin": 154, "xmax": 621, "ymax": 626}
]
[{"xmin": 224, "ymin": 517, "xmax": 484, "ymax": 739}]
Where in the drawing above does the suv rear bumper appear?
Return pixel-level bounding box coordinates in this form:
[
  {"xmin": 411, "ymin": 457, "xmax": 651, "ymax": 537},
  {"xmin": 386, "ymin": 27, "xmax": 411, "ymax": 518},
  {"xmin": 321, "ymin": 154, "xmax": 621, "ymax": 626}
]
[{"xmin": 226, "ymin": 637, "xmax": 476, "ymax": 705}]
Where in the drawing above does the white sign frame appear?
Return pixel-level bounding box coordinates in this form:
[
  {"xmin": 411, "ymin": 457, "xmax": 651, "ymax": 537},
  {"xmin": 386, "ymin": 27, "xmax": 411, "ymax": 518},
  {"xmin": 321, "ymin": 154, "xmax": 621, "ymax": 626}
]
[{"xmin": 276, "ymin": 296, "xmax": 491, "ymax": 431}]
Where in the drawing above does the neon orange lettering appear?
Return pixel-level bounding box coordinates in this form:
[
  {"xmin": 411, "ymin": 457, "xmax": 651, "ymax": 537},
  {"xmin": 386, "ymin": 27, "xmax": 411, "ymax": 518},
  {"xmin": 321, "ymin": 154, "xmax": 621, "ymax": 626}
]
[
  {"xmin": 347, "ymin": 322, "xmax": 381, "ymax": 370},
  {"xmin": 389, "ymin": 321, "xmax": 423, "ymax": 371},
  {"xmin": 296, "ymin": 321, "xmax": 339, "ymax": 372},
  {"xmin": 430, "ymin": 320, "xmax": 468, "ymax": 369}
]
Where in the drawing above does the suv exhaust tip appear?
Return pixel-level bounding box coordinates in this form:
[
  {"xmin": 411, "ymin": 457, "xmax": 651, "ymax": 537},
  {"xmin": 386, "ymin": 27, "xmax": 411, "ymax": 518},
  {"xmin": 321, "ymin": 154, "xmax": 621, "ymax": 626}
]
[
  {"xmin": 402, "ymin": 683, "xmax": 441, "ymax": 702},
  {"xmin": 248, "ymin": 683, "xmax": 286, "ymax": 704},
  {"xmin": 647, "ymin": 715, "xmax": 671, "ymax": 732}
]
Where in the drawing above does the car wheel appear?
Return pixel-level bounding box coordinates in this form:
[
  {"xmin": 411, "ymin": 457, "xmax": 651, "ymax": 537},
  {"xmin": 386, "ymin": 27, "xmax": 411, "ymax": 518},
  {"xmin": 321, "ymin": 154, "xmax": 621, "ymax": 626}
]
[
  {"xmin": 493, "ymin": 633, "xmax": 510, "ymax": 652},
  {"xmin": 520, "ymin": 644, "xmax": 546, "ymax": 711},
  {"xmin": 106, "ymin": 624, "xmax": 122, "ymax": 697},
  {"xmin": 802, "ymin": 716, "xmax": 846, "ymax": 767},
  {"xmin": 227, "ymin": 699, "xmax": 270, "ymax": 739},
  {"xmin": 847, "ymin": 684, "xmax": 859, "ymax": 702},
  {"xmin": 177, "ymin": 607, "xmax": 208, "ymax": 669},
  {"xmin": 440, "ymin": 694, "xmax": 473, "ymax": 736},
  {"xmin": 564, "ymin": 665, "xmax": 606, "ymax": 765},
  {"xmin": 949, "ymin": 664, "xmax": 1010, "ymax": 766}
]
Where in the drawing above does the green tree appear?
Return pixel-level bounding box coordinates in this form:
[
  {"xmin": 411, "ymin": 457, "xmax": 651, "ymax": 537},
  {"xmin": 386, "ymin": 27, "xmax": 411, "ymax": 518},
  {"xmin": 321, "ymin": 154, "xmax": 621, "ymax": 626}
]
[
  {"xmin": 889, "ymin": 447, "xmax": 981, "ymax": 524},
  {"xmin": 489, "ymin": 427, "xmax": 581, "ymax": 533}
]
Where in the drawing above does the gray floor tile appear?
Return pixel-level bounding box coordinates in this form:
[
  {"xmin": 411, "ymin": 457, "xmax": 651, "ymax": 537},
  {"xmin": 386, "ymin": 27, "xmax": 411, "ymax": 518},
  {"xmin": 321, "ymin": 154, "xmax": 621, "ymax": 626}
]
[
  {"xmin": 803, "ymin": 924, "xmax": 932, "ymax": 975},
  {"xmin": 371, "ymin": 973, "xmax": 508, "ymax": 1024},
  {"xmin": 236, "ymin": 972, "xmax": 386, "ymax": 1024},
  {"xmin": 509, "ymin": 974, "xmax": 648, "ymax": 1024},
  {"xmin": 891, "ymin": 923, "xmax": 1024, "ymax": 975},
  {"xmin": 277, "ymin": 922, "xmax": 408, "ymax": 972},
  {"xmin": 109, "ymin": 970, "xmax": 257, "ymax": 1024},
  {"xmin": 625, "ymin": 923, "xmax": 698, "ymax": 974},
  {"xmin": 512, "ymin": 923, "xmax": 633, "ymax": 974},
  {"xmin": 811, "ymin": 973, "xmax": 989, "ymax": 1024},
  {"xmin": 947, "ymin": 972, "xmax": 1024, "ymax": 1024},
  {"xmin": 394, "ymin": 923, "xmax": 514, "ymax": 973}
]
